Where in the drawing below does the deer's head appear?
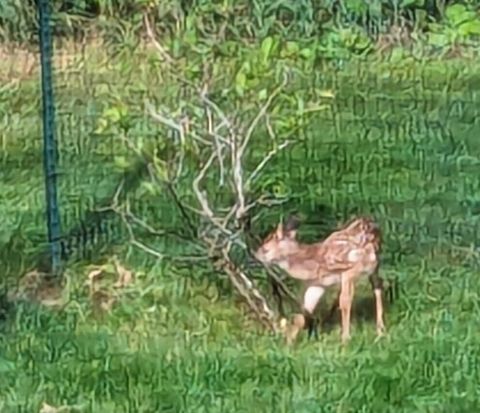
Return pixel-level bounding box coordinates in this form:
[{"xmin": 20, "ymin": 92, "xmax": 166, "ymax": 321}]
[{"xmin": 254, "ymin": 215, "xmax": 301, "ymax": 264}]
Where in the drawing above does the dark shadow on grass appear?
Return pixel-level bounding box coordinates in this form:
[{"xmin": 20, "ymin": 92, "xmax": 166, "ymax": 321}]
[
  {"xmin": 32, "ymin": 160, "xmax": 150, "ymax": 274},
  {"xmin": 319, "ymin": 285, "xmax": 397, "ymax": 335},
  {"xmin": 320, "ymin": 295, "xmax": 378, "ymax": 334}
]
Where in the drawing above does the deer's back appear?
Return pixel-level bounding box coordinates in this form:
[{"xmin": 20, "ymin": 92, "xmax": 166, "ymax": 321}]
[{"xmin": 285, "ymin": 217, "xmax": 380, "ymax": 284}]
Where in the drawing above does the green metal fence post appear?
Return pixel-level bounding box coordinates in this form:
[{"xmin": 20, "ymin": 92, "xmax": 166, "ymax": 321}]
[{"xmin": 38, "ymin": 0, "xmax": 62, "ymax": 275}]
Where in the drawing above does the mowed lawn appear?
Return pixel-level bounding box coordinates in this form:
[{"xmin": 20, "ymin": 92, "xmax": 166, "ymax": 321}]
[{"xmin": 1, "ymin": 45, "xmax": 480, "ymax": 412}]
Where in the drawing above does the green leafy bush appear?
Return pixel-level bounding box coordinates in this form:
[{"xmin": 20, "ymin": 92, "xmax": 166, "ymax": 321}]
[{"xmin": 2, "ymin": 0, "xmax": 479, "ymax": 55}]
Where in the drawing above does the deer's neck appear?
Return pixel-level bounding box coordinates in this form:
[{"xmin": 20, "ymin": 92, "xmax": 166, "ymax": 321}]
[{"xmin": 274, "ymin": 243, "xmax": 323, "ymax": 281}]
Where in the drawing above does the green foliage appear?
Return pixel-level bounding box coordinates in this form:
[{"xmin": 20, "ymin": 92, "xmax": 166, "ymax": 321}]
[
  {"xmin": 427, "ymin": 3, "xmax": 480, "ymax": 47},
  {"xmin": 2, "ymin": 0, "xmax": 480, "ymax": 58}
]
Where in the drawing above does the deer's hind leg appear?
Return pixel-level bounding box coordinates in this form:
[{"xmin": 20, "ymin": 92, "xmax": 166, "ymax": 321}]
[
  {"xmin": 369, "ymin": 270, "xmax": 386, "ymax": 336},
  {"xmin": 322, "ymin": 289, "xmax": 340, "ymax": 327},
  {"xmin": 339, "ymin": 276, "xmax": 355, "ymax": 343},
  {"xmin": 302, "ymin": 285, "xmax": 325, "ymax": 340}
]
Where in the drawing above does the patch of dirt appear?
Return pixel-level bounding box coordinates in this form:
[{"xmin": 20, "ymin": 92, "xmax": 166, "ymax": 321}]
[
  {"xmin": 6, "ymin": 255, "xmax": 135, "ymax": 315},
  {"xmin": 7, "ymin": 270, "xmax": 65, "ymax": 308},
  {"xmin": 84, "ymin": 256, "xmax": 136, "ymax": 315},
  {"xmin": 0, "ymin": 45, "xmax": 37, "ymax": 83},
  {"xmin": 0, "ymin": 37, "xmax": 105, "ymax": 83},
  {"xmin": 375, "ymin": 23, "xmax": 416, "ymax": 54}
]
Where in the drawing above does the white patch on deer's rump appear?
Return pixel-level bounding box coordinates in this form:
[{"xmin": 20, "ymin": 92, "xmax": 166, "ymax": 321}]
[{"xmin": 303, "ymin": 286, "xmax": 325, "ymax": 313}]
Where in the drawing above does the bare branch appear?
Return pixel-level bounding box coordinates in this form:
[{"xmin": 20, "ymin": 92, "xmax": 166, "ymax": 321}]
[
  {"xmin": 263, "ymin": 266, "xmax": 302, "ymax": 309},
  {"xmin": 125, "ymin": 211, "xmax": 166, "ymax": 237},
  {"xmin": 245, "ymin": 140, "xmax": 291, "ymax": 189},
  {"xmin": 113, "ymin": 199, "xmax": 165, "ymax": 260},
  {"xmin": 119, "ymin": 71, "xmax": 301, "ymax": 333},
  {"xmin": 200, "ymin": 91, "xmax": 236, "ymax": 137},
  {"xmin": 233, "ymin": 75, "xmax": 289, "ymax": 221},
  {"xmin": 145, "ymin": 100, "xmax": 212, "ymax": 146},
  {"xmin": 265, "ymin": 114, "xmax": 276, "ymax": 141},
  {"xmin": 131, "ymin": 238, "xmax": 165, "ymax": 260},
  {"xmin": 145, "ymin": 102, "xmax": 183, "ymax": 131},
  {"xmin": 231, "ymin": 142, "xmax": 246, "ymax": 220},
  {"xmin": 114, "ymin": 198, "xmax": 207, "ymax": 263},
  {"xmin": 192, "ymin": 152, "xmax": 217, "ymax": 218},
  {"xmin": 205, "ymin": 103, "xmax": 226, "ymax": 186},
  {"xmin": 95, "ymin": 179, "xmax": 125, "ymax": 213},
  {"xmin": 143, "ymin": 12, "xmax": 173, "ymax": 64},
  {"xmin": 244, "ymin": 194, "xmax": 289, "ymax": 215},
  {"xmin": 147, "ymin": 164, "xmax": 198, "ymax": 237},
  {"xmin": 118, "ymin": 134, "xmax": 144, "ymax": 159},
  {"xmin": 240, "ymin": 73, "xmax": 289, "ymax": 155},
  {"xmin": 191, "ymin": 152, "xmax": 243, "ymax": 242},
  {"xmin": 143, "ymin": 102, "xmax": 185, "ymax": 181},
  {"xmin": 221, "ymin": 248, "xmax": 276, "ymax": 331}
]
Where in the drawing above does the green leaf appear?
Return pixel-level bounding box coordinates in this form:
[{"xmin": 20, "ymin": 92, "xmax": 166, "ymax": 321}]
[
  {"xmin": 0, "ymin": 230, "xmax": 12, "ymax": 245},
  {"xmin": 171, "ymin": 38, "xmax": 182, "ymax": 58},
  {"xmin": 445, "ymin": 4, "xmax": 473, "ymax": 27},
  {"xmin": 153, "ymin": 160, "xmax": 169, "ymax": 181},
  {"xmin": 184, "ymin": 28, "xmax": 197, "ymax": 45},
  {"xmin": 299, "ymin": 48, "xmax": 314, "ymax": 59},
  {"xmin": 94, "ymin": 118, "xmax": 109, "ymax": 134},
  {"xmin": 103, "ymin": 104, "xmax": 128, "ymax": 125},
  {"xmin": 401, "ymin": 0, "xmax": 424, "ymax": 7},
  {"xmin": 0, "ymin": 357, "xmax": 15, "ymax": 373},
  {"xmin": 260, "ymin": 36, "xmax": 274, "ymax": 63},
  {"xmin": 104, "ymin": 107, "xmax": 122, "ymax": 123},
  {"xmin": 458, "ymin": 20, "xmax": 480, "ymax": 36},
  {"xmin": 414, "ymin": 9, "xmax": 428, "ymax": 30},
  {"xmin": 235, "ymin": 71, "xmax": 247, "ymax": 96},
  {"xmin": 352, "ymin": 32, "xmax": 372, "ymax": 51},
  {"xmin": 296, "ymin": 96, "xmax": 305, "ymax": 114},
  {"xmin": 258, "ymin": 89, "xmax": 268, "ymax": 101},
  {"xmin": 272, "ymin": 182, "xmax": 289, "ymax": 198},
  {"xmin": 389, "ymin": 47, "xmax": 404, "ymax": 63},
  {"xmin": 316, "ymin": 89, "xmax": 335, "ymax": 98},
  {"xmin": 141, "ymin": 181, "xmax": 158, "ymax": 196},
  {"xmin": 114, "ymin": 156, "xmax": 130, "ymax": 170},
  {"xmin": 345, "ymin": 0, "xmax": 368, "ymax": 14},
  {"xmin": 285, "ymin": 41, "xmax": 300, "ymax": 54},
  {"xmin": 427, "ymin": 32, "xmax": 449, "ymax": 47}
]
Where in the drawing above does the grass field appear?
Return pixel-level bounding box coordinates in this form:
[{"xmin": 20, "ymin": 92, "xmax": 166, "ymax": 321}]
[{"xmin": 1, "ymin": 40, "xmax": 480, "ymax": 412}]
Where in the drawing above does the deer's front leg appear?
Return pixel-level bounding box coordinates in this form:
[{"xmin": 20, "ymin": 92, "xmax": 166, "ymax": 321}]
[
  {"xmin": 369, "ymin": 271, "xmax": 386, "ymax": 336},
  {"xmin": 302, "ymin": 285, "xmax": 325, "ymax": 340},
  {"xmin": 339, "ymin": 276, "xmax": 355, "ymax": 343}
]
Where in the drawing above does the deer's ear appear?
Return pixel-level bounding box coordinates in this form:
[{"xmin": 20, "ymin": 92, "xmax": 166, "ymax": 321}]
[
  {"xmin": 285, "ymin": 228, "xmax": 297, "ymax": 239},
  {"xmin": 284, "ymin": 215, "xmax": 301, "ymax": 232},
  {"xmin": 284, "ymin": 215, "xmax": 300, "ymax": 239},
  {"xmin": 275, "ymin": 223, "xmax": 284, "ymax": 239}
]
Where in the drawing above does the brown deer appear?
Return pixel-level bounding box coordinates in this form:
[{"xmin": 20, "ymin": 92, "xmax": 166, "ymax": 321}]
[{"xmin": 255, "ymin": 215, "xmax": 386, "ymax": 343}]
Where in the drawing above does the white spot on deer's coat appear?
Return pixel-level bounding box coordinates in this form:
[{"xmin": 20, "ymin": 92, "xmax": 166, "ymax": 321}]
[{"xmin": 347, "ymin": 249, "xmax": 362, "ymax": 262}]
